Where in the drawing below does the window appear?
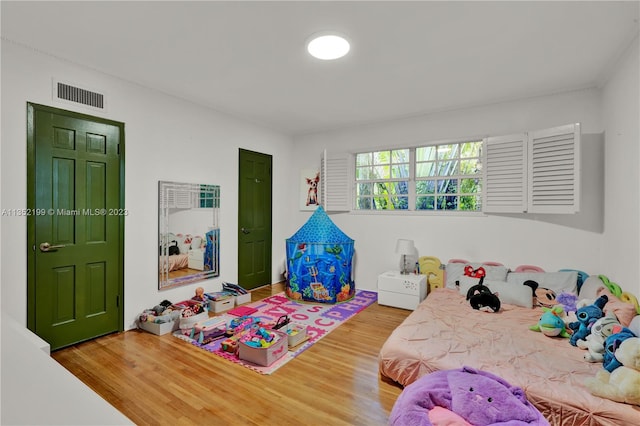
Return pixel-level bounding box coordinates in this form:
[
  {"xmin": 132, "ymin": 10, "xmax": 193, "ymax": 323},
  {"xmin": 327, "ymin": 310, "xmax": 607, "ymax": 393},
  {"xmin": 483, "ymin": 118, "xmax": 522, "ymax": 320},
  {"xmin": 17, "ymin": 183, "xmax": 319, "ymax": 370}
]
[
  {"xmin": 355, "ymin": 149, "xmax": 410, "ymax": 210},
  {"xmin": 199, "ymin": 184, "xmax": 219, "ymax": 208},
  {"xmin": 324, "ymin": 123, "xmax": 579, "ymax": 214},
  {"xmin": 354, "ymin": 141, "xmax": 482, "ymax": 211},
  {"xmin": 415, "ymin": 141, "xmax": 482, "ymax": 211}
]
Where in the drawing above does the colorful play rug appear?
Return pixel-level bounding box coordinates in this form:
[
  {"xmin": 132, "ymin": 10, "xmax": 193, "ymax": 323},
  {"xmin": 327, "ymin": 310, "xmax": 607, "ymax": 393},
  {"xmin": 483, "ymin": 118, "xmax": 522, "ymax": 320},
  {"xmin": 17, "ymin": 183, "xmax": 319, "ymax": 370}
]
[{"xmin": 173, "ymin": 290, "xmax": 377, "ymax": 375}]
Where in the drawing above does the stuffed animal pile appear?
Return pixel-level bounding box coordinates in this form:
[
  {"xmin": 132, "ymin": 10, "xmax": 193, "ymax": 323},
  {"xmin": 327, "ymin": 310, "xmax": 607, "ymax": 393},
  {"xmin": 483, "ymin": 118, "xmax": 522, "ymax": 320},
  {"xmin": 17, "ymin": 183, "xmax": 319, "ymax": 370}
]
[
  {"xmin": 574, "ymin": 280, "xmax": 640, "ymax": 406},
  {"xmin": 585, "ymin": 337, "xmax": 640, "ymax": 406},
  {"xmin": 576, "ymin": 313, "xmax": 620, "ymax": 362}
]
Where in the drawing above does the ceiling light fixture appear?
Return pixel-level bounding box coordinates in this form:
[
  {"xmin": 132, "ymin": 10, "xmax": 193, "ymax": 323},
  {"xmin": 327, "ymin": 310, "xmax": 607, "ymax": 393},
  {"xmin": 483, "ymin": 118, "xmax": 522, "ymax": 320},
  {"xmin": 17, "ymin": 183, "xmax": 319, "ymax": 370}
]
[{"xmin": 306, "ymin": 32, "xmax": 350, "ymax": 60}]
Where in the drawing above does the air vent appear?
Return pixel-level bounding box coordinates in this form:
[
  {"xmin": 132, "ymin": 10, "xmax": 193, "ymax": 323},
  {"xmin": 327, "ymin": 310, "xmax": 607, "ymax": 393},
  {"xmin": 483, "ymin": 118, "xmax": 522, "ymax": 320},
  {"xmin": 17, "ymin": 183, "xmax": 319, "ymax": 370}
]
[{"xmin": 53, "ymin": 79, "xmax": 106, "ymax": 111}]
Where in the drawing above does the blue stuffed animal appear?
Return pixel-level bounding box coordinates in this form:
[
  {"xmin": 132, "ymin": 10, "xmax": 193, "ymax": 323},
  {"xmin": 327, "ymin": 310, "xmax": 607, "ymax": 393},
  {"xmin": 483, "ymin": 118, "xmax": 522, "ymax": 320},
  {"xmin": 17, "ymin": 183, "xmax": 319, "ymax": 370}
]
[
  {"xmin": 603, "ymin": 325, "xmax": 637, "ymax": 372},
  {"xmin": 568, "ymin": 295, "xmax": 608, "ymax": 346}
]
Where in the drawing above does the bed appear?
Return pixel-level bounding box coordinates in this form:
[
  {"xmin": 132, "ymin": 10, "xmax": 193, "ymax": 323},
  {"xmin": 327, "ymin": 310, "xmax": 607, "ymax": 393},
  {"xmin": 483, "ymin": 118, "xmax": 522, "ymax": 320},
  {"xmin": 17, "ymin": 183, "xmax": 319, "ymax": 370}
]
[
  {"xmin": 159, "ymin": 232, "xmax": 204, "ymax": 272},
  {"xmin": 379, "ymin": 257, "xmax": 640, "ymax": 426},
  {"xmin": 159, "ymin": 253, "xmax": 189, "ymax": 272}
]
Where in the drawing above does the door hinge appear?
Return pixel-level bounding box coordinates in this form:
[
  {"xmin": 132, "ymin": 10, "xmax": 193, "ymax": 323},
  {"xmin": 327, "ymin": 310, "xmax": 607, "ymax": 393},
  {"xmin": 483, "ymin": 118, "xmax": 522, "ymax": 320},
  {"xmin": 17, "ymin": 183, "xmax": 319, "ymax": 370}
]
[
  {"xmin": 116, "ymin": 295, "xmax": 120, "ymax": 308},
  {"xmin": 117, "ymin": 144, "xmax": 120, "ymax": 155}
]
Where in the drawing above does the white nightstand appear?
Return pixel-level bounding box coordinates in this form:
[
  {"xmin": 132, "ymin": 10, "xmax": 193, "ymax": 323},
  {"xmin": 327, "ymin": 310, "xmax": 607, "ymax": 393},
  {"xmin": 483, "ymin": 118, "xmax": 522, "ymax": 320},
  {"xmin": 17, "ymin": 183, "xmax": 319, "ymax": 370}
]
[
  {"xmin": 188, "ymin": 249, "xmax": 205, "ymax": 270},
  {"xmin": 377, "ymin": 271, "xmax": 427, "ymax": 310}
]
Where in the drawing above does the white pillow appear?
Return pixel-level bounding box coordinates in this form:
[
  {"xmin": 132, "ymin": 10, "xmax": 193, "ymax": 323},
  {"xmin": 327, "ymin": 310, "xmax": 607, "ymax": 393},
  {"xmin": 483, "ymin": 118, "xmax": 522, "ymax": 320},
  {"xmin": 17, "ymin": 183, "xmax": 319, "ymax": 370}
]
[
  {"xmin": 458, "ymin": 277, "xmax": 533, "ymax": 308},
  {"xmin": 457, "ymin": 276, "xmax": 482, "ymax": 296},
  {"xmin": 579, "ymin": 276, "xmax": 605, "ymax": 300},
  {"xmin": 446, "ymin": 262, "xmax": 509, "ymax": 289},
  {"xmin": 506, "ymin": 271, "xmax": 578, "ymax": 295},
  {"xmin": 175, "ymin": 234, "xmax": 192, "ymax": 255},
  {"xmin": 485, "ymin": 280, "xmax": 533, "ymax": 308}
]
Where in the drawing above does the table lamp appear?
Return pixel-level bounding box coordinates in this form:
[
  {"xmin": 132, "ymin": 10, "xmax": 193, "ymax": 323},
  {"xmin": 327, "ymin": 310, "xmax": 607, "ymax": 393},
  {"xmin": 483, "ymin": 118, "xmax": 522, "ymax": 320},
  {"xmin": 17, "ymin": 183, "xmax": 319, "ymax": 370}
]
[{"xmin": 395, "ymin": 239, "xmax": 415, "ymax": 275}]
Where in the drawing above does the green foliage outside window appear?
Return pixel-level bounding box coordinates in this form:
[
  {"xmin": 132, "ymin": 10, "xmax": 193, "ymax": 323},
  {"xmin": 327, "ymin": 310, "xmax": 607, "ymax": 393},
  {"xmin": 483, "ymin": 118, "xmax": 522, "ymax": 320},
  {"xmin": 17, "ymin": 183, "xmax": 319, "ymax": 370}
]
[{"xmin": 356, "ymin": 141, "xmax": 482, "ymax": 211}]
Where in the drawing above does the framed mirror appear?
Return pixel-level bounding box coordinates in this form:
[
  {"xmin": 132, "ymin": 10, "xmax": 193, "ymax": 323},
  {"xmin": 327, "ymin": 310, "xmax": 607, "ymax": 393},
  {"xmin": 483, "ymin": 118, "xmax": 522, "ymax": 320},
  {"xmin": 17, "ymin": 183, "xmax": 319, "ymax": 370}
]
[{"xmin": 158, "ymin": 181, "xmax": 220, "ymax": 290}]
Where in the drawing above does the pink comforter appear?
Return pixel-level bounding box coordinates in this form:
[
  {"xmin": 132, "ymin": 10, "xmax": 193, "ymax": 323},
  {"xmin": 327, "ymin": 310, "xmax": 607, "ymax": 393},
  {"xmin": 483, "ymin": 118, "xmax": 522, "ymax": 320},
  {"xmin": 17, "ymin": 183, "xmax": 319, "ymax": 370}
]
[
  {"xmin": 379, "ymin": 288, "xmax": 640, "ymax": 426},
  {"xmin": 159, "ymin": 254, "xmax": 189, "ymax": 272}
]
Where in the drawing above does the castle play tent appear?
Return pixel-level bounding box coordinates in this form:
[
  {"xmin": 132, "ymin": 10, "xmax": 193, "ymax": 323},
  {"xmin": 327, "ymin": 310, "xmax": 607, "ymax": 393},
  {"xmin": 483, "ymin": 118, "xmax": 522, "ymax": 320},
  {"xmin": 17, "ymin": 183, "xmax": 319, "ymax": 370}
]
[{"xmin": 285, "ymin": 206, "xmax": 355, "ymax": 304}]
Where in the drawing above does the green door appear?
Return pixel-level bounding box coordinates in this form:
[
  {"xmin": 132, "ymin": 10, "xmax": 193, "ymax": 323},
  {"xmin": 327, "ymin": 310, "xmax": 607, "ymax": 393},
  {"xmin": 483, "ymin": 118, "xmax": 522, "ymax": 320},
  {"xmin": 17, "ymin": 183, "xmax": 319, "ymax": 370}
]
[
  {"xmin": 238, "ymin": 149, "xmax": 272, "ymax": 289},
  {"xmin": 27, "ymin": 103, "xmax": 124, "ymax": 350}
]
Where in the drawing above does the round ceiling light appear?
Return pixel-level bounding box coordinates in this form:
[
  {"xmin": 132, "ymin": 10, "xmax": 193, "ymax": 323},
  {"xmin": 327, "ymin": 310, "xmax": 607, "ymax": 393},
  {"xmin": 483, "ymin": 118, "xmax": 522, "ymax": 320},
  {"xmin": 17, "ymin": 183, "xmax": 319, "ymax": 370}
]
[{"xmin": 306, "ymin": 33, "xmax": 350, "ymax": 60}]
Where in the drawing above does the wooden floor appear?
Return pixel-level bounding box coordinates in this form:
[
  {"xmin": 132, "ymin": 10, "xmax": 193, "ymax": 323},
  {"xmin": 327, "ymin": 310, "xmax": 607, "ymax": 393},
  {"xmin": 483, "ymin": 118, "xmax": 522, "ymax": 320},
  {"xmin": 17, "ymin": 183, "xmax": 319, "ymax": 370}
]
[{"xmin": 52, "ymin": 284, "xmax": 410, "ymax": 426}]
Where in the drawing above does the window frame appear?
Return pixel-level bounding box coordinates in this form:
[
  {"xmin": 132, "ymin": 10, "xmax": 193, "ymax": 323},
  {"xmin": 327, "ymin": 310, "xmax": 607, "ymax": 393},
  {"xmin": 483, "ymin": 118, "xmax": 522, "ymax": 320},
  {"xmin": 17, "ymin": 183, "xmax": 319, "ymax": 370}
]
[{"xmin": 353, "ymin": 138, "xmax": 483, "ymax": 213}]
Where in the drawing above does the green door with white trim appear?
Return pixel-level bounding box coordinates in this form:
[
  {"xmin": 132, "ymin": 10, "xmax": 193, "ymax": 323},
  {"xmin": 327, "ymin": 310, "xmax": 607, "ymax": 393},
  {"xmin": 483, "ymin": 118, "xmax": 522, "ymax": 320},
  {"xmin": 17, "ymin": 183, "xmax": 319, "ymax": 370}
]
[{"xmin": 27, "ymin": 103, "xmax": 124, "ymax": 350}]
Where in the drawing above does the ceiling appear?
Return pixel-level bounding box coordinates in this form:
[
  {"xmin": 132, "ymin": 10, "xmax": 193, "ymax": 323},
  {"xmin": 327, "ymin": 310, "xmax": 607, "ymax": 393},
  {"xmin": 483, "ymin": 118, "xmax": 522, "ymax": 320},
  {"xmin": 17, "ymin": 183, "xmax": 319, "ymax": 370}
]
[{"xmin": 1, "ymin": 1, "xmax": 638, "ymax": 136}]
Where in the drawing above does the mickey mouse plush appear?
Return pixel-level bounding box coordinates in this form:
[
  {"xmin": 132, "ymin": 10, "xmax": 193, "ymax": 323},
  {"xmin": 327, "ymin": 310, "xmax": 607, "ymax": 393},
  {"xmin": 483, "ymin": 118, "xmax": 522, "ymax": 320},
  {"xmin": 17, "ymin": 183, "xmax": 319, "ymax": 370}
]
[
  {"xmin": 466, "ymin": 277, "xmax": 501, "ymax": 313},
  {"xmin": 523, "ymin": 280, "xmax": 558, "ymax": 308}
]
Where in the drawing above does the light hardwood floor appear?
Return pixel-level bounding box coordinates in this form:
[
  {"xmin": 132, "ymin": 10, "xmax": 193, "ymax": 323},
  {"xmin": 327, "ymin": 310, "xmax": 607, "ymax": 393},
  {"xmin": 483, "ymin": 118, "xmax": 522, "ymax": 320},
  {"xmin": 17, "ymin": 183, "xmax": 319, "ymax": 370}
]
[{"xmin": 52, "ymin": 284, "xmax": 410, "ymax": 426}]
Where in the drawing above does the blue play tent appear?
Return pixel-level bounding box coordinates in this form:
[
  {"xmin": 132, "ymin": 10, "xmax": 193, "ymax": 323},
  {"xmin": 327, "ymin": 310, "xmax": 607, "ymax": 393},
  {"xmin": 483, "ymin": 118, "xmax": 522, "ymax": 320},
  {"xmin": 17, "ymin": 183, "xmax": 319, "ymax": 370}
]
[{"xmin": 285, "ymin": 206, "xmax": 355, "ymax": 304}]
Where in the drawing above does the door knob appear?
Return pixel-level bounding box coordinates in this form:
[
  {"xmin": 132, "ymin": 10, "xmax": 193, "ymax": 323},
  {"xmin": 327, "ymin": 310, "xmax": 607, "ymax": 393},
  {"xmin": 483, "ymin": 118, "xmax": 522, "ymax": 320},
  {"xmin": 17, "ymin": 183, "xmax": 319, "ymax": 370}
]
[
  {"xmin": 39, "ymin": 242, "xmax": 66, "ymax": 252},
  {"xmin": 241, "ymin": 228, "xmax": 251, "ymax": 234}
]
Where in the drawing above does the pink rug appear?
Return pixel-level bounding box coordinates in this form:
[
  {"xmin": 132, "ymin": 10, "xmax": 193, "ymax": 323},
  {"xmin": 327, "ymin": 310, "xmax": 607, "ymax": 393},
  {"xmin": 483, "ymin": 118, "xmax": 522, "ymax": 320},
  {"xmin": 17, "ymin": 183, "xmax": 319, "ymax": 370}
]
[{"xmin": 173, "ymin": 290, "xmax": 377, "ymax": 374}]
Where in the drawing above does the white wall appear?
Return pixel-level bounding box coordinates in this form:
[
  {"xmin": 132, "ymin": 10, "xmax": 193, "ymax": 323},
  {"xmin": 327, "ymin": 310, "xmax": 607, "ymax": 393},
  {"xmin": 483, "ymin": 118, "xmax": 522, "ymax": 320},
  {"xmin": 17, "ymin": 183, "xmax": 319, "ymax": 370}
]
[
  {"xmin": 601, "ymin": 36, "xmax": 640, "ymax": 296},
  {"xmin": 0, "ymin": 40, "xmax": 296, "ymax": 330},
  {"xmin": 293, "ymin": 83, "xmax": 639, "ymax": 299}
]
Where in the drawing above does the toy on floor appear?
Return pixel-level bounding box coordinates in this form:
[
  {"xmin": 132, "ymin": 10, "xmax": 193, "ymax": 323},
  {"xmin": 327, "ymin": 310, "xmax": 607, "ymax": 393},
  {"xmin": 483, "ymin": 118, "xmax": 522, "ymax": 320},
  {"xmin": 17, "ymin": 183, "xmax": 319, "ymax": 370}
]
[
  {"xmin": 192, "ymin": 286, "xmax": 206, "ymax": 302},
  {"xmin": 190, "ymin": 317, "xmax": 227, "ymax": 344},
  {"xmin": 568, "ymin": 295, "xmax": 608, "ymax": 346},
  {"xmin": 466, "ymin": 277, "xmax": 501, "ymax": 313},
  {"xmin": 577, "ymin": 313, "xmax": 621, "ymax": 362},
  {"xmin": 585, "ymin": 337, "xmax": 640, "ymax": 406},
  {"xmin": 530, "ymin": 306, "xmax": 571, "ymax": 338}
]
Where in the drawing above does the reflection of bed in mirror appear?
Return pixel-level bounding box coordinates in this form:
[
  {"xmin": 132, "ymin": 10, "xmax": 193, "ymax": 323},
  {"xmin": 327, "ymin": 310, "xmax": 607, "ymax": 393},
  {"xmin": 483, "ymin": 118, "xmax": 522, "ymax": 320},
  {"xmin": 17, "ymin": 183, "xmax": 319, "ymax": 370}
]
[
  {"xmin": 158, "ymin": 181, "xmax": 220, "ymax": 289},
  {"xmin": 159, "ymin": 232, "xmax": 210, "ymax": 274}
]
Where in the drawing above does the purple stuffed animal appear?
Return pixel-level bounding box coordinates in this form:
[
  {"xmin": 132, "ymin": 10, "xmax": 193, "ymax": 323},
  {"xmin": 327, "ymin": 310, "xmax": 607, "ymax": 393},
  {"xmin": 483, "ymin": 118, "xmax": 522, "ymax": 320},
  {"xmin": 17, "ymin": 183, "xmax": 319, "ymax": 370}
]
[{"xmin": 389, "ymin": 366, "xmax": 548, "ymax": 426}]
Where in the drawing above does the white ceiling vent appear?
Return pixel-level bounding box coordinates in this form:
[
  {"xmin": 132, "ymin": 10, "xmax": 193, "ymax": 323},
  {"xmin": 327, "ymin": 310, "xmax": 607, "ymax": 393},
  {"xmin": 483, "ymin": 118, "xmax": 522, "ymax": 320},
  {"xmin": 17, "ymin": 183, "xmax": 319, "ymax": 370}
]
[{"xmin": 53, "ymin": 79, "xmax": 106, "ymax": 111}]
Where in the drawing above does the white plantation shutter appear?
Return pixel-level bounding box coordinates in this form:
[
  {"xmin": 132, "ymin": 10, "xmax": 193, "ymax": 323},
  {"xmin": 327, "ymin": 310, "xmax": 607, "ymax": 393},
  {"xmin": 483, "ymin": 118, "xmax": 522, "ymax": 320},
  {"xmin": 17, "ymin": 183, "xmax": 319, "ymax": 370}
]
[
  {"xmin": 528, "ymin": 123, "xmax": 580, "ymax": 213},
  {"xmin": 483, "ymin": 133, "xmax": 527, "ymax": 213},
  {"xmin": 321, "ymin": 150, "xmax": 351, "ymax": 211}
]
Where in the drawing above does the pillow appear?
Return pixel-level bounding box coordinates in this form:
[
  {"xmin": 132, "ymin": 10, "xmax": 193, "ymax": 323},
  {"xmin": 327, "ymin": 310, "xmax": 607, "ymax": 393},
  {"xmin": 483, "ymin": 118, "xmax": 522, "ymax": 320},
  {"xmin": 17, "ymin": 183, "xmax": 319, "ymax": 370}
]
[
  {"xmin": 457, "ymin": 276, "xmax": 482, "ymax": 296},
  {"xmin": 446, "ymin": 262, "xmax": 509, "ymax": 289},
  {"xmin": 175, "ymin": 234, "xmax": 192, "ymax": 255},
  {"xmin": 484, "ymin": 280, "xmax": 533, "ymax": 309},
  {"xmin": 597, "ymin": 287, "xmax": 637, "ymax": 327},
  {"xmin": 506, "ymin": 271, "xmax": 578, "ymax": 295},
  {"xmin": 457, "ymin": 277, "xmax": 533, "ymax": 308},
  {"xmin": 579, "ymin": 276, "xmax": 605, "ymax": 300}
]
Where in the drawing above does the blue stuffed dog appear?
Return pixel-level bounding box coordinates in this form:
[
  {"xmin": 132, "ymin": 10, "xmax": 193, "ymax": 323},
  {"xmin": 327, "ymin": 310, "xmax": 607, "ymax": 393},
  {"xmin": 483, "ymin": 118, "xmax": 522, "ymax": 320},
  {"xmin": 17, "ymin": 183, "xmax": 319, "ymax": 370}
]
[{"xmin": 568, "ymin": 295, "xmax": 608, "ymax": 346}]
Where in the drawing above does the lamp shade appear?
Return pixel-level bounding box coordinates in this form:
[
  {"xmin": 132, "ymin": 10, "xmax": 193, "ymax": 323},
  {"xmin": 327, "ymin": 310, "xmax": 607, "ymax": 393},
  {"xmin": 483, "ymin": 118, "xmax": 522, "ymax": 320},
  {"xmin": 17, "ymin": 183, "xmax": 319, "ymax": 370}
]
[{"xmin": 395, "ymin": 239, "xmax": 415, "ymax": 255}]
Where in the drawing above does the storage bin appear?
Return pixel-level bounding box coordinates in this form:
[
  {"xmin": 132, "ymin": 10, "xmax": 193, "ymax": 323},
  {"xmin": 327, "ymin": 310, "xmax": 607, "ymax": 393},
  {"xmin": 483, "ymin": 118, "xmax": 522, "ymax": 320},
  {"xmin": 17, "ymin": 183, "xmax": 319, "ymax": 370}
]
[
  {"xmin": 173, "ymin": 299, "xmax": 207, "ymax": 314},
  {"xmin": 238, "ymin": 330, "xmax": 288, "ymax": 366},
  {"xmin": 178, "ymin": 311, "xmax": 209, "ymax": 335},
  {"xmin": 139, "ymin": 319, "xmax": 179, "ymax": 336},
  {"xmin": 286, "ymin": 323, "xmax": 308, "ymax": 348},
  {"xmin": 209, "ymin": 297, "xmax": 234, "ymax": 313},
  {"xmin": 235, "ymin": 293, "xmax": 251, "ymax": 305}
]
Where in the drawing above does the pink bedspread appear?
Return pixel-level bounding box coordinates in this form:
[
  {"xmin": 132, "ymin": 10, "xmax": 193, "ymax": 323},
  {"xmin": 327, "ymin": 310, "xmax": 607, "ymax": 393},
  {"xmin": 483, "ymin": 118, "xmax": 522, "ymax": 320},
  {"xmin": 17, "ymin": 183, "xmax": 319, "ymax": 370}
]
[
  {"xmin": 379, "ymin": 288, "xmax": 640, "ymax": 426},
  {"xmin": 159, "ymin": 254, "xmax": 189, "ymax": 272}
]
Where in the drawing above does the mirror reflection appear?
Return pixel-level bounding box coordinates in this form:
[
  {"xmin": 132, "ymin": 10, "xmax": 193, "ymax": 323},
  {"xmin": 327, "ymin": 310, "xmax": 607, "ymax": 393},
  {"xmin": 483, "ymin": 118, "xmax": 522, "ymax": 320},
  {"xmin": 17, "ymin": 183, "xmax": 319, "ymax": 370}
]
[{"xmin": 158, "ymin": 181, "xmax": 220, "ymax": 289}]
